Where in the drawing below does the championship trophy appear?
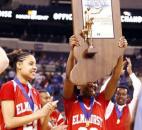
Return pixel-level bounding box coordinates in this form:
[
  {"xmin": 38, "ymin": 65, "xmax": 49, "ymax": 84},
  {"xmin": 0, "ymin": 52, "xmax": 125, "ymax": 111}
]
[
  {"xmin": 70, "ymin": 0, "xmax": 124, "ymax": 85},
  {"xmin": 80, "ymin": 10, "xmax": 97, "ymax": 58}
]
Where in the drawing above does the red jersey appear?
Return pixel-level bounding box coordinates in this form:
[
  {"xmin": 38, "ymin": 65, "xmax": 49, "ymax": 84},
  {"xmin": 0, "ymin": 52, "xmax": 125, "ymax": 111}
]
[
  {"xmin": 49, "ymin": 109, "xmax": 65, "ymax": 126},
  {"xmin": 105, "ymin": 102, "xmax": 131, "ymax": 130},
  {"xmin": 0, "ymin": 80, "xmax": 42, "ymax": 130},
  {"xmin": 64, "ymin": 93, "xmax": 107, "ymax": 130}
]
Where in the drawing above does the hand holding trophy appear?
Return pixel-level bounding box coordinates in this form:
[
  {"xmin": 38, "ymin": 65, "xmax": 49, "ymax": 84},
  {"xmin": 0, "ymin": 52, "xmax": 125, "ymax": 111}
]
[{"xmin": 70, "ymin": 0, "xmax": 125, "ymax": 85}]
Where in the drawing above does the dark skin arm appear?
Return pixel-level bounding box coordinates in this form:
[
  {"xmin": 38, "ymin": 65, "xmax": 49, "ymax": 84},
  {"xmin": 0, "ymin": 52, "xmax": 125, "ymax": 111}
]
[
  {"xmin": 63, "ymin": 35, "xmax": 79, "ymax": 99},
  {"xmin": 63, "ymin": 50, "xmax": 75, "ymax": 99},
  {"xmin": 103, "ymin": 37, "xmax": 128, "ymax": 100},
  {"xmin": 103, "ymin": 56, "xmax": 126, "ymax": 100},
  {"xmin": 63, "ymin": 35, "xmax": 127, "ymax": 100}
]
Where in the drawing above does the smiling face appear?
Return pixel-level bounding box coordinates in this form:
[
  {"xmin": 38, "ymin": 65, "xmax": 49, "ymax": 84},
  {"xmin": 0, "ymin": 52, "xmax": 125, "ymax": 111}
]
[
  {"xmin": 115, "ymin": 87, "xmax": 128, "ymax": 105},
  {"xmin": 17, "ymin": 55, "xmax": 37, "ymax": 81}
]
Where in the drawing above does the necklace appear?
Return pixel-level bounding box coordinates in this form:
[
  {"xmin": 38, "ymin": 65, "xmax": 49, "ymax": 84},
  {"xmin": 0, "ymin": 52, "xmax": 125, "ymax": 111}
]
[
  {"xmin": 115, "ymin": 104, "xmax": 123, "ymax": 125},
  {"xmin": 78, "ymin": 96, "xmax": 94, "ymax": 127}
]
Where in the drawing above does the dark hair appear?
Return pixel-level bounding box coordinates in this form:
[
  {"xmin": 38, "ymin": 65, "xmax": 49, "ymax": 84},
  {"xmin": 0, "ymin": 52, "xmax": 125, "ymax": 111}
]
[{"xmin": 8, "ymin": 49, "xmax": 32, "ymax": 71}]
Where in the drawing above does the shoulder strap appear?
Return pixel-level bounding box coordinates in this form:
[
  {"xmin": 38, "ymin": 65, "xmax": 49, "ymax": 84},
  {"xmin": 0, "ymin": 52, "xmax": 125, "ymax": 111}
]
[{"xmin": 105, "ymin": 101, "xmax": 114, "ymax": 120}]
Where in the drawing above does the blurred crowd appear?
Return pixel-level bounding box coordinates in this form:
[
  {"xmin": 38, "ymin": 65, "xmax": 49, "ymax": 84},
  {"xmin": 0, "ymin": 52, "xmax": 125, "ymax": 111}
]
[{"xmin": 0, "ymin": 49, "xmax": 142, "ymax": 113}]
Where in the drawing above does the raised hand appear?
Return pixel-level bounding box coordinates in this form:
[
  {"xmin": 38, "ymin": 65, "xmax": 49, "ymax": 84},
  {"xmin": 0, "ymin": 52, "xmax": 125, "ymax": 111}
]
[
  {"xmin": 125, "ymin": 57, "xmax": 133, "ymax": 75},
  {"xmin": 69, "ymin": 35, "xmax": 80, "ymax": 49},
  {"xmin": 39, "ymin": 100, "xmax": 58, "ymax": 117},
  {"xmin": 118, "ymin": 36, "xmax": 128, "ymax": 48}
]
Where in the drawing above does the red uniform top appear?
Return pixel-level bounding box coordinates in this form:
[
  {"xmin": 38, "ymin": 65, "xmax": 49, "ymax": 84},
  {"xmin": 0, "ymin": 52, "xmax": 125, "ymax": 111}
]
[
  {"xmin": 50, "ymin": 109, "xmax": 65, "ymax": 126},
  {"xmin": 0, "ymin": 80, "xmax": 42, "ymax": 130},
  {"xmin": 64, "ymin": 93, "xmax": 107, "ymax": 130},
  {"xmin": 105, "ymin": 102, "xmax": 131, "ymax": 130}
]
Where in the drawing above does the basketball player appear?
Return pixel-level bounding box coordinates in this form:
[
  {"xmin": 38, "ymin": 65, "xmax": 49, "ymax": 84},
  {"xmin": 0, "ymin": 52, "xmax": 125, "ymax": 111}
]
[
  {"xmin": 63, "ymin": 35, "xmax": 127, "ymax": 130},
  {"xmin": 0, "ymin": 50, "xmax": 58, "ymax": 130},
  {"xmin": 104, "ymin": 58, "xmax": 141, "ymax": 130},
  {"xmin": 38, "ymin": 89, "xmax": 67, "ymax": 130}
]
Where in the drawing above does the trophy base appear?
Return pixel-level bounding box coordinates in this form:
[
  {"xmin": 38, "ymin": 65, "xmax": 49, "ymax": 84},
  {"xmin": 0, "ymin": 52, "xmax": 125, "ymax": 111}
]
[{"xmin": 84, "ymin": 47, "xmax": 97, "ymax": 58}]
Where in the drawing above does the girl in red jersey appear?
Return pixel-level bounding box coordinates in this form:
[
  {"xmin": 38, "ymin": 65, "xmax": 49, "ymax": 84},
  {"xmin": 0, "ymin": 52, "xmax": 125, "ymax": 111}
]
[
  {"xmin": 0, "ymin": 50, "xmax": 58, "ymax": 130},
  {"xmin": 63, "ymin": 35, "xmax": 127, "ymax": 130}
]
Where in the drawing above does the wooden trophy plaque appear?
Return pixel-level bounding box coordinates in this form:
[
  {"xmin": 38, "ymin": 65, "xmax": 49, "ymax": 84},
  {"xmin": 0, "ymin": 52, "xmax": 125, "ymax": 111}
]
[{"xmin": 70, "ymin": 0, "xmax": 124, "ymax": 85}]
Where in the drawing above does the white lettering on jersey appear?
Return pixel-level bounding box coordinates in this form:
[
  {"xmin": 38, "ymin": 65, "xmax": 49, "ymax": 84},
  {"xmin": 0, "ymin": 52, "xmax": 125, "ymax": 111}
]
[
  {"xmin": 16, "ymin": 102, "xmax": 31, "ymax": 115},
  {"xmin": 72, "ymin": 114, "xmax": 103, "ymax": 127}
]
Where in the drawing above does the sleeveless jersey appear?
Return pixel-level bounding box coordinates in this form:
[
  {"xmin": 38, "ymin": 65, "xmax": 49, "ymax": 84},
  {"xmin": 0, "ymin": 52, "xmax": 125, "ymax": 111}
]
[
  {"xmin": 105, "ymin": 102, "xmax": 131, "ymax": 130},
  {"xmin": 0, "ymin": 80, "xmax": 42, "ymax": 130}
]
